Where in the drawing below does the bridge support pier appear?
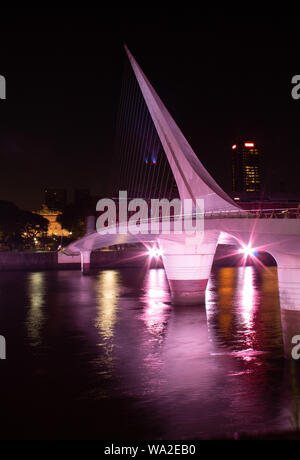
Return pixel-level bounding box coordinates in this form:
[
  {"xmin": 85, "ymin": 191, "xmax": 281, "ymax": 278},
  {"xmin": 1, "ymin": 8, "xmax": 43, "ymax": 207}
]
[
  {"xmin": 267, "ymin": 252, "xmax": 300, "ymax": 359},
  {"xmin": 81, "ymin": 250, "xmax": 91, "ymax": 275},
  {"xmin": 158, "ymin": 232, "xmax": 219, "ymax": 305},
  {"xmin": 273, "ymin": 253, "xmax": 300, "ymax": 311}
]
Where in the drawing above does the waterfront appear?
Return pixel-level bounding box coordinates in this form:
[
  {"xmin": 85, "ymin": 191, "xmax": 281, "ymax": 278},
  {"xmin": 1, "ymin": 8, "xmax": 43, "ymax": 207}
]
[{"xmin": 0, "ymin": 266, "xmax": 299, "ymax": 440}]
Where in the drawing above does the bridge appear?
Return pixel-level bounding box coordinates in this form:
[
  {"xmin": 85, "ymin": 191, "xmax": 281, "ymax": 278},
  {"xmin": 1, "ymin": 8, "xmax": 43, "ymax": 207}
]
[{"xmin": 66, "ymin": 46, "xmax": 300, "ymax": 311}]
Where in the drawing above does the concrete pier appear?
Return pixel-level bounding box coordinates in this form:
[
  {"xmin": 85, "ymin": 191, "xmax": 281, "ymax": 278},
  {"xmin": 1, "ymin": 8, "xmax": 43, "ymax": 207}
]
[
  {"xmin": 80, "ymin": 251, "xmax": 92, "ymax": 275},
  {"xmin": 158, "ymin": 232, "xmax": 219, "ymax": 305}
]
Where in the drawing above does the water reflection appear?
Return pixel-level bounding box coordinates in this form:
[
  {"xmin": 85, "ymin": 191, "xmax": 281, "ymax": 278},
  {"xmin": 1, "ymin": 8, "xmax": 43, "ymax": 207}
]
[
  {"xmin": 141, "ymin": 269, "xmax": 170, "ymax": 343},
  {"xmin": 241, "ymin": 267, "xmax": 255, "ymax": 322},
  {"xmin": 95, "ymin": 270, "xmax": 119, "ymax": 343},
  {"xmin": 4, "ymin": 266, "xmax": 300, "ymax": 439},
  {"xmin": 239, "ymin": 267, "xmax": 257, "ymax": 352},
  {"xmin": 206, "ymin": 268, "xmax": 236, "ymax": 340},
  {"xmin": 207, "ymin": 267, "xmax": 282, "ymax": 358},
  {"xmin": 27, "ymin": 272, "xmax": 46, "ymax": 347},
  {"xmin": 161, "ymin": 304, "xmax": 213, "ymax": 391}
]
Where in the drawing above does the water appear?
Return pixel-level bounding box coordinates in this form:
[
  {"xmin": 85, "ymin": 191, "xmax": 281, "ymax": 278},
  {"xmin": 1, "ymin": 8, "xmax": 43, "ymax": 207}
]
[{"xmin": 0, "ymin": 266, "xmax": 300, "ymax": 440}]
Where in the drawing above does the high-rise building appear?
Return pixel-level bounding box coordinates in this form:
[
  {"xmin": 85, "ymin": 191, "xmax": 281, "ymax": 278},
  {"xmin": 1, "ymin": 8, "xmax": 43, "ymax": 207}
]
[
  {"xmin": 45, "ymin": 189, "xmax": 67, "ymax": 211},
  {"xmin": 74, "ymin": 189, "xmax": 91, "ymax": 207},
  {"xmin": 232, "ymin": 142, "xmax": 261, "ymax": 194}
]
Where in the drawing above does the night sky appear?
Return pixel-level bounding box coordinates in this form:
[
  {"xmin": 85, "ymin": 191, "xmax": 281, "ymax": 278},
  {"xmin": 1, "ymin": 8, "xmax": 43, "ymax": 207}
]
[{"xmin": 0, "ymin": 8, "xmax": 300, "ymax": 210}]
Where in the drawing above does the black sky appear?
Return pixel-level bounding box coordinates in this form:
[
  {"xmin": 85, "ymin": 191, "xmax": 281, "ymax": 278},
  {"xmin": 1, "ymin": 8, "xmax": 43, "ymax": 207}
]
[{"xmin": 0, "ymin": 8, "xmax": 300, "ymax": 210}]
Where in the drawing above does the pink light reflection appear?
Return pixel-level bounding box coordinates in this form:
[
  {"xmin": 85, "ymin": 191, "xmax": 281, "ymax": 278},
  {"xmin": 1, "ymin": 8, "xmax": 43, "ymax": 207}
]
[
  {"xmin": 241, "ymin": 267, "xmax": 255, "ymax": 322},
  {"xmin": 142, "ymin": 269, "xmax": 171, "ymax": 343},
  {"xmin": 238, "ymin": 267, "xmax": 258, "ymax": 358}
]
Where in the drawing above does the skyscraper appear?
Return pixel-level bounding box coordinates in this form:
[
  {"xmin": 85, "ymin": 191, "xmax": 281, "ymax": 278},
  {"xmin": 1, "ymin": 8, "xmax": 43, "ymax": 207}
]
[
  {"xmin": 232, "ymin": 142, "xmax": 261, "ymax": 194},
  {"xmin": 74, "ymin": 189, "xmax": 91, "ymax": 208}
]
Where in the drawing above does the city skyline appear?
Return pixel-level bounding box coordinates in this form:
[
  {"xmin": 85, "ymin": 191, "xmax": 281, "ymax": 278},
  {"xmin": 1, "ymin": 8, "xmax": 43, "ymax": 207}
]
[{"xmin": 0, "ymin": 9, "xmax": 300, "ymax": 210}]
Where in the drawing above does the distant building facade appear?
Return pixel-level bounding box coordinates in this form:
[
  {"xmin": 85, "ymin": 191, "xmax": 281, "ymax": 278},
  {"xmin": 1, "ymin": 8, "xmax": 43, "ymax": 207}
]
[
  {"xmin": 74, "ymin": 189, "xmax": 92, "ymax": 209},
  {"xmin": 45, "ymin": 189, "xmax": 67, "ymax": 211},
  {"xmin": 232, "ymin": 142, "xmax": 261, "ymax": 194},
  {"xmin": 35, "ymin": 205, "xmax": 70, "ymax": 237}
]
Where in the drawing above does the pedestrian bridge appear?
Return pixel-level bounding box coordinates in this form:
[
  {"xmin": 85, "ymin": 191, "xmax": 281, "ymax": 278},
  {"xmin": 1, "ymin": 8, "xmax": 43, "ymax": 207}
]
[
  {"xmin": 66, "ymin": 46, "xmax": 300, "ymax": 310},
  {"xmin": 66, "ymin": 214, "xmax": 300, "ymax": 310}
]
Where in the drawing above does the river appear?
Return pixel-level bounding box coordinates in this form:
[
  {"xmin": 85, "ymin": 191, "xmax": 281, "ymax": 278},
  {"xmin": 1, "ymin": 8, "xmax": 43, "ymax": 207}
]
[{"xmin": 0, "ymin": 266, "xmax": 299, "ymax": 439}]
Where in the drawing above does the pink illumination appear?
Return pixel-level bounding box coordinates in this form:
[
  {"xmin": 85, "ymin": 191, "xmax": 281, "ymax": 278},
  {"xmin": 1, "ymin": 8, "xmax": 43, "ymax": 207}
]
[
  {"xmin": 142, "ymin": 269, "xmax": 170, "ymax": 340},
  {"xmin": 236, "ymin": 234, "xmax": 270, "ymax": 273},
  {"xmin": 239, "ymin": 245, "xmax": 256, "ymax": 258},
  {"xmin": 148, "ymin": 247, "xmax": 164, "ymax": 259},
  {"xmin": 240, "ymin": 267, "xmax": 257, "ymax": 356},
  {"xmin": 232, "ymin": 145, "xmax": 237, "ymax": 150},
  {"xmin": 245, "ymin": 143, "xmax": 255, "ymax": 148}
]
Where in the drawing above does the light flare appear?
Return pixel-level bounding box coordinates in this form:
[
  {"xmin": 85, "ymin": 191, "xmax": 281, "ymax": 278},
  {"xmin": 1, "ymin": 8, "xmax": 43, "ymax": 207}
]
[
  {"xmin": 239, "ymin": 244, "xmax": 257, "ymax": 258},
  {"xmin": 148, "ymin": 246, "xmax": 164, "ymax": 259}
]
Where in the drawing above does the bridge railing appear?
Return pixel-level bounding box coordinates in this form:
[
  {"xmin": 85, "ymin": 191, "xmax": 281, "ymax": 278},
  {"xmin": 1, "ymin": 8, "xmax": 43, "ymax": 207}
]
[
  {"xmin": 100, "ymin": 207, "xmax": 300, "ymax": 234},
  {"xmin": 202, "ymin": 206, "xmax": 300, "ymax": 219},
  {"xmin": 161, "ymin": 207, "xmax": 300, "ymax": 221},
  {"xmin": 145, "ymin": 207, "xmax": 300, "ymax": 226}
]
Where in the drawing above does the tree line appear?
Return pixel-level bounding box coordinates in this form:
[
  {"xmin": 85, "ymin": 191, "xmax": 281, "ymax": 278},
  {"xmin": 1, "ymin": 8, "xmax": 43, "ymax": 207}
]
[{"xmin": 0, "ymin": 200, "xmax": 48, "ymax": 250}]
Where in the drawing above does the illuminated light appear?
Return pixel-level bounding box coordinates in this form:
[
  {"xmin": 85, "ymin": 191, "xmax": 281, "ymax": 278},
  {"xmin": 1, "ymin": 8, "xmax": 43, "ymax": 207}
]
[
  {"xmin": 239, "ymin": 245, "xmax": 257, "ymax": 258},
  {"xmin": 232, "ymin": 145, "xmax": 237, "ymax": 150},
  {"xmin": 148, "ymin": 247, "xmax": 164, "ymax": 259},
  {"xmin": 234, "ymin": 197, "xmax": 240, "ymax": 201},
  {"xmin": 245, "ymin": 143, "xmax": 255, "ymax": 148},
  {"xmin": 148, "ymin": 248, "xmax": 157, "ymax": 258},
  {"xmin": 152, "ymin": 151, "xmax": 158, "ymax": 164}
]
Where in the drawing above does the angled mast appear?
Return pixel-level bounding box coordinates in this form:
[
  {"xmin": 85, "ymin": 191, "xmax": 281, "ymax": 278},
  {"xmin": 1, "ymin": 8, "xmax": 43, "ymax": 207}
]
[{"xmin": 124, "ymin": 45, "xmax": 239, "ymax": 212}]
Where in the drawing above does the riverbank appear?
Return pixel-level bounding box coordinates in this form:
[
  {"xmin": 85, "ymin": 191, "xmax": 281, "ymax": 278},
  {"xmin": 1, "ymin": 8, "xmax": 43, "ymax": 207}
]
[
  {"xmin": 222, "ymin": 430, "xmax": 300, "ymax": 440},
  {"xmin": 0, "ymin": 245, "xmax": 277, "ymax": 271},
  {"xmin": 0, "ymin": 249, "xmax": 148, "ymax": 271}
]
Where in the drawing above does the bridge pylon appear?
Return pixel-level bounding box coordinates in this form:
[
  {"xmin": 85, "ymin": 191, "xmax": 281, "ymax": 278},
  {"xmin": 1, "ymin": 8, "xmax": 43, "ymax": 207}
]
[
  {"xmin": 272, "ymin": 252, "xmax": 300, "ymax": 312},
  {"xmin": 124, "ymin": 45, "xmax": 241, "ymax": 303},
  {"xmin": 158, "ymin": 231, "xmax": 219, "ymax": 304}
]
